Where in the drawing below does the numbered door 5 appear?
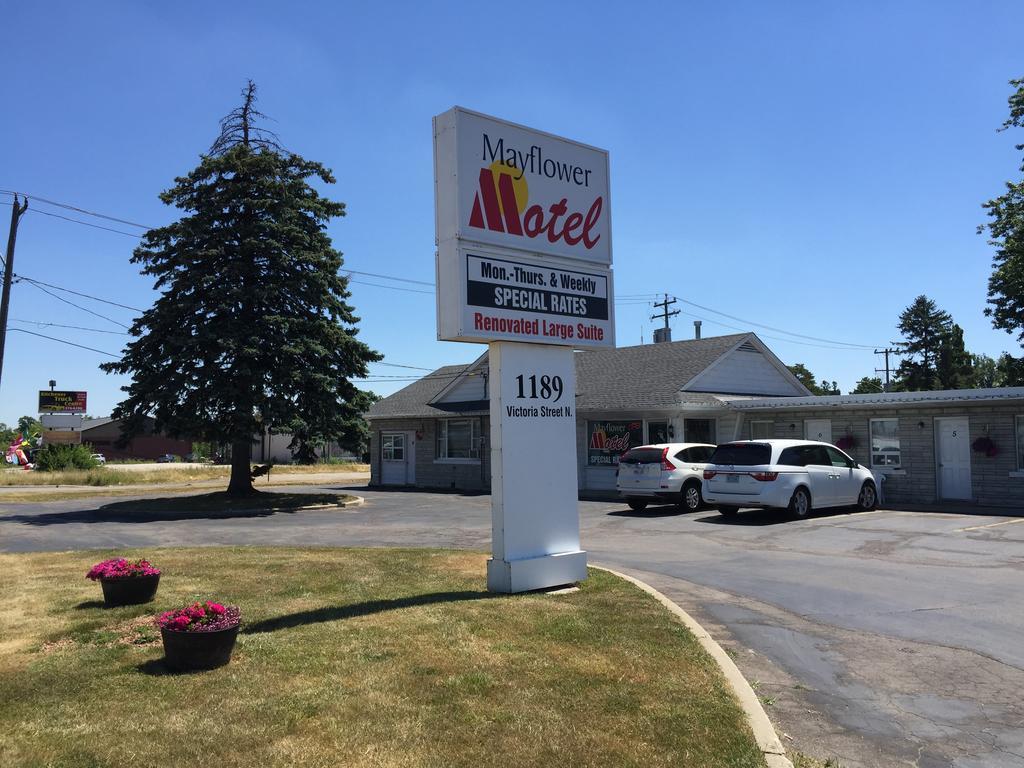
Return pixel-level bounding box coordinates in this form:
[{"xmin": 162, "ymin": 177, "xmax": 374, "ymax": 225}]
[{"xmin": 936, "ymin": 418, "xmax": 971, "ymax": 500}]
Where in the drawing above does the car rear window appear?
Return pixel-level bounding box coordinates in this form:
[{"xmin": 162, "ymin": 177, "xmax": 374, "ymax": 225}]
[
  {"xmin": 708, "ymin": 443, "xmax": 771, "ymax": 466},
  {"xmin": 676, "ymin": 446, "xmax": 715, "ymax": 462},
  {"xmin": 619, "ymin": 448, "xmax": 664, "ymax": 465}
]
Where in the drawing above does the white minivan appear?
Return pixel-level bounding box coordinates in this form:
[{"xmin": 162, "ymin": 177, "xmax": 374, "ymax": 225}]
[{"xmin": 702, "ymin": 439, "xmax": 877, "ymax": 518}]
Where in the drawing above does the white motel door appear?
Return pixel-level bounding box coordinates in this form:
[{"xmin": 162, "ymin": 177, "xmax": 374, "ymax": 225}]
[
  {"xmin": 936, "ymin": 418, "xmax": 971, "ymax": 500},
  {"xmin": 805, "ymin": 419, "xmax": 832, "ymax": 444},
  {"xmin": 381, "ymin": 432, "xmax": 415, "ymax": 485}
]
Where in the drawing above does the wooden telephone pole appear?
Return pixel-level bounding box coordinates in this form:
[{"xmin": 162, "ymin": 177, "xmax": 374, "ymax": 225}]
[{"xmin": 0, "ymin": 193, "xmax": 29, "ymax": 390}]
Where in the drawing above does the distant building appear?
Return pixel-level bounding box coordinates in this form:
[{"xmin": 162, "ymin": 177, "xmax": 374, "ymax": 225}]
[{"xmin": 80, "ymin": 417, "xmax": 192, "ymax": 461}]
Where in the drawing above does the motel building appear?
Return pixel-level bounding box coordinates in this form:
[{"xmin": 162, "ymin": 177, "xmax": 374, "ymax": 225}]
[{"xmin": 367, "ymin": 332, "xmax": 1024, "ymax": 509}]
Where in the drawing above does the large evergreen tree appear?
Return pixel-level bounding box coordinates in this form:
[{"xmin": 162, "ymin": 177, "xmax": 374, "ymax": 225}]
[
  {"xmin": 936, "ymin": 323, "xmax": 974, "ymax": 389},
  {"xmin": 103, "ymin": 82, "xmax": 380, "ymax": 495},
  {"xmin": 894, "ymin": 295, "xmax": 952, "ymax": 390},
  {"xmin": 981, "ymin": 78, "xmax": 1024, "ymax": 342}
]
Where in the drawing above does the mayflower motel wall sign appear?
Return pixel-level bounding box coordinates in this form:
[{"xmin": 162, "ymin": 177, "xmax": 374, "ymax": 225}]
[
  {"xmin": 434, "ymin": 107, "xmax": 615, "ymax": 594},
  {"xmin": 434, "ymin": 108, "xmax": 615, "ymax": 349}
]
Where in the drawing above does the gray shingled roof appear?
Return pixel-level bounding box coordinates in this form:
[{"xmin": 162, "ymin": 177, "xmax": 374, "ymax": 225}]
[
  {"xmin": 575, "ymin": 333, "xmax": 751, "ymax": 410},
  {"xmin": 368, "ymin": 334, "xmax": 753, "ymax": 419},
  {"xmin": 367, "ymin": 364, "xmax": 489, "ymax": 419}
]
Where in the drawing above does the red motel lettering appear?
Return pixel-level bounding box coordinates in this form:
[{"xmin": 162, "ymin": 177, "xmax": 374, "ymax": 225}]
[{"xmin": 468, "ymin": 168, "xmax": 603, "ymax": 250}]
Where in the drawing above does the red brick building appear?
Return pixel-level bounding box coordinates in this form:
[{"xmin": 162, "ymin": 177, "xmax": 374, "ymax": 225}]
[{"xmin": 80, "ymin": 417, "xmax": 192, "ymax": 461}]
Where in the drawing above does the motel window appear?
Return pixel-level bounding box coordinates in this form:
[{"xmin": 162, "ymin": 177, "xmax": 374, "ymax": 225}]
[
  {"xmin": 1016, "ymin": 416, "xmax": 1024, "ymax": 470},
  {"xmin": 870, "ymin": 419, "xmax": 900, "ymax": 468},
  {"xmin": 647, "ymin": 421, "xmax": 669, "ymax": 444},
  {"xmin": 382, "ymin": 433, "xmax": 405, "ymax": 462},
  {"xmin": 750, "ymin": 421, "xmax": 773, "ymax": 440},
  {"xmin": 437, "ymin": 419, "xmax": 480, "ymax": 460},
  {"xmin": 685, "ymin": 419, "xmax": 716, "ymax": 444}
]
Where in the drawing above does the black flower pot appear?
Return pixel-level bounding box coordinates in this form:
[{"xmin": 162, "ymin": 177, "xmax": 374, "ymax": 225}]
[
  {"xmin": 99, "ymin": 574, "xmax": 160, "ymax": 607},
  {"xmin": 161, "ymin": 624, "xmax": 240, "ymax": 671}
]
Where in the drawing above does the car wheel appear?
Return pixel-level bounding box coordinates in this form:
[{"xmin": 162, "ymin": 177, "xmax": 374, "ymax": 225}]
[
  {"xmin": 627, "ymin": 500, "xmax": 648, "ymax": 512},
  {"xmin": 789, "ymin": 487, "xmax": 812, "ymax": 518},
  {"xmin": 680, "ymin": 482, "xmax": 703, "ymax": 512},
  {"xmin": 857, "ymin": 481, "xmax": 877, "ymax": 511},
  {"xmin": 718, "ymin": 506, "xmax": 738, "ymax": 517}
]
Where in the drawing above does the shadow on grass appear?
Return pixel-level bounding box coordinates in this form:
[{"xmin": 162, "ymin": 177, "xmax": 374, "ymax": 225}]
[
  {"xmin": 73, "ymin": 600, "xmax": 107, "ymax": 610},
  {"xmin": 0, "ymin": 491, "xmax": 351, "ymax": 526},
  {"xmin": 244, "ymin": 590, "xmax": 495, "ymax": 635},
  {"xmin": 136, "ymin": 659, "xmax": 190, "ymax": 677}
]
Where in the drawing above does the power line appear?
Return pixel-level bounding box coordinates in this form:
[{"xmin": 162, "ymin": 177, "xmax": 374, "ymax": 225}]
[
  {"xmin": 14, "ymin": 274, "xmax": 144, "ymax": 312},
  {"xmin": 675, "ymin": 297, "xmax": 884, "ymax": 350},
  {"xmin": 672, "ymin": 308, "xmax": 872, "ymax": 351},
  {"xmin": 24, "ymin": 206, "xmax": 144, "ymax": 238},
  {"xmin": 371, "ymin": 361, "xmax": 435, "ymax": 371},
  {"xmin": 17, "ymin": 278, "xmax": 131, "ymax": 329},
  {"xmin": 342, "ymin": 269, "xmax": 433, "ymax": 286},
  {"xmin": 9, "ymin": 319, "xmax": 130, "ymax": 335},
  {"xmin": 0, "ymin": 189, "xmax": 152, "ymax": 229},
  {"xmin": 347, "ymin": 278, "xmax": 434, "ymax": 295},
  {"xmin": 6, "ymin": 327, "xmax": 120, "ymax": 357}
]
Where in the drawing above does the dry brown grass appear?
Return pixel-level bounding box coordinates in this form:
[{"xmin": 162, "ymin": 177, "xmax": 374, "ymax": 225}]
[{"xmin": 0, "ymin": 548, "xmax": 765, "ymax": 768}]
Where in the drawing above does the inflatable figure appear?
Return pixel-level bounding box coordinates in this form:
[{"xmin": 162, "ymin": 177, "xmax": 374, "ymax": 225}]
[{"xmin": 5, "ymin": 433, "xmax": 36, "ymax": 468}]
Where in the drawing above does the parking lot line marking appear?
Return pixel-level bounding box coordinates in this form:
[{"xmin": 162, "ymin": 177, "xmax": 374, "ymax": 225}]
[{"xmin": 955, "ymin": 518, "xmax": 1024, "ymax": 532}]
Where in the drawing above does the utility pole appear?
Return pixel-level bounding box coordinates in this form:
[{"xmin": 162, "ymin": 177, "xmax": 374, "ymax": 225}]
[
  {"xmin": 874, "ymin": 347, "xmax": 898, "ymax": 392},
  {"xmin": 651, "ymin": 293, "xmax": 679, "ymax": 328},
  {"xmin": 0, "ymin": 194, "xmax": 29, "ymax": 391}
]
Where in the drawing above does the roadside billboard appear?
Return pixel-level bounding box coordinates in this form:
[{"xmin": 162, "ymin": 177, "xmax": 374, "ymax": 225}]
[{"xmin": 38, "ymin": 390, "xmax": 87, "ymax": 414}]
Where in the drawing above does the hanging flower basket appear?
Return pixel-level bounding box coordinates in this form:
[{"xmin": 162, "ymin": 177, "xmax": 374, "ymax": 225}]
[
  {"xmin": 971, "ymin": 437, "xmax": 998, "ymax": 457},
  {"xmin": 157, "ymin": 601, "xmax": 241, "ymax": 671},
  {"xmin": 86, "ymin": 558, "xmax": 161, "ymax": 607},
  {"xmin": 835, "ymin": 435, "xmax": 858, "ymax": 451}
]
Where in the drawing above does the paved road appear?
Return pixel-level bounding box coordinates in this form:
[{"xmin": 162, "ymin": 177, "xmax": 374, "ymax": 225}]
[{"xmin": 2, "ymin": 486, "xmax": 1022, "ymax": 767}]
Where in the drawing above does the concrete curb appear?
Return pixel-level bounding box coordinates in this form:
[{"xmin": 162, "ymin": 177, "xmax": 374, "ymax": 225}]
[
  {"xmin": 301, "ymin": 495, "xmax": 365, "ymax": 510},
  {"xmin": 592, "ymin": 565, "xmax": 793, "ymax": 768}
]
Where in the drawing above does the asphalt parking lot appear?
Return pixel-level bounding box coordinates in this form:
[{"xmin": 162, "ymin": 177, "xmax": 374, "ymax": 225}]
[{"xmin": 2, "ymin": 487, "xmax": 1022, "ymax": 768}]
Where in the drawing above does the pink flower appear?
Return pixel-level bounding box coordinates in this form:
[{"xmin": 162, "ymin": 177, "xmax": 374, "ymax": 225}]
[
  {"xmin": 206, "ymin": 602, "xmax": 226, "ymax": 615},
  {"xmin": 171, "ymin": 615, "xmax": 190, "ymax": 630}
]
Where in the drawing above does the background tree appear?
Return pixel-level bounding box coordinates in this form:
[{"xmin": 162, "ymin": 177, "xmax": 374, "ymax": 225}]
[
  {"xmin": 936, "ymin": 323, "xmax": 974, "ymax": 389},
  {"xmin": 16, "ymin": 415, "xmax": 42, "ymax": 436},
  {"xmin": 981, "ymin": 78, "xmax": 1024, "ymax": 343},
  {"xmin": 972, "ymin": 354, "xmax": 999, "ymax": 388},
  {"xmin": 894, "ymin": 295, "xmax": 952, "ymax": 390},
  {"xmin": 786, "ymin": 363, "xmax": 839, "ymax": 395},
  {"xmin": 103, "ymin": 82, "xmax": 381, "ymax": 495},
  {"xmin": 851, "ymin": 376, "xmax": 884, "ymax": 394},
  {"xmin": 997, "ymin": 352, "xmax": 1024, "ymax": 386}
]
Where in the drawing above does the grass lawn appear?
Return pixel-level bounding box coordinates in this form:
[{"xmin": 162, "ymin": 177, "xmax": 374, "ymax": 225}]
[
  {"xmin": 0, "ymin": 463, "xmax": 368, "ymax": 488},
  {"xmin": 0, "ymin": 548, "xmax": 766, "ymax": 767}
]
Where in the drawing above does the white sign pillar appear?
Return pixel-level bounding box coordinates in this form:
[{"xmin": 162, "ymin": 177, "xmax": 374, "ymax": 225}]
[{"xmin": 486, "ymin": 341, "xmax": 586, "ymax": 593}]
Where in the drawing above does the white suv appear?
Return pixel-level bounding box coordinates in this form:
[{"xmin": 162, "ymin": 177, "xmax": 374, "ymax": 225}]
[
  {"xmin": 702, "ymin": 439, "xmax": 877, "ymax": 518},
  {"xmin": 616, "ymin": 443, "xmax": 716, "ymax": 512}
]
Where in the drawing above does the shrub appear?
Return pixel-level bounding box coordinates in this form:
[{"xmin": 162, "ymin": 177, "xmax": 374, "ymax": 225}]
[{"xmin": 33, "ymin": 444, "xmax": 100, "ymax": 472}]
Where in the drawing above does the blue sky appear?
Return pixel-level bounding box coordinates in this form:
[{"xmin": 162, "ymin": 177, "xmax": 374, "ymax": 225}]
[{"xmin": 2, "ymin": 1, "xmax": 1023, "ymax": 426}]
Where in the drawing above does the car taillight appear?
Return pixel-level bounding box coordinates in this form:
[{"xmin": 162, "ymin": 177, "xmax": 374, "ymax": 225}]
[
  {"xmin": 751, "ymin": 471, "xmax": 779, "ymax": 481},
  {"xmin": 661, "ymin": 447, "xmax": 674, "ymax": 471},
  {"xmin": 703, "ymin": 469, "xmax": 717, "ymax": 480}
]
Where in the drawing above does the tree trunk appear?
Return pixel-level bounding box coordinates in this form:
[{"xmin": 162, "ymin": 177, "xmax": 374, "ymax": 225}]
[{"xmin": 227, "ymin": 439, "xmax": 254, "ymax": 496}]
